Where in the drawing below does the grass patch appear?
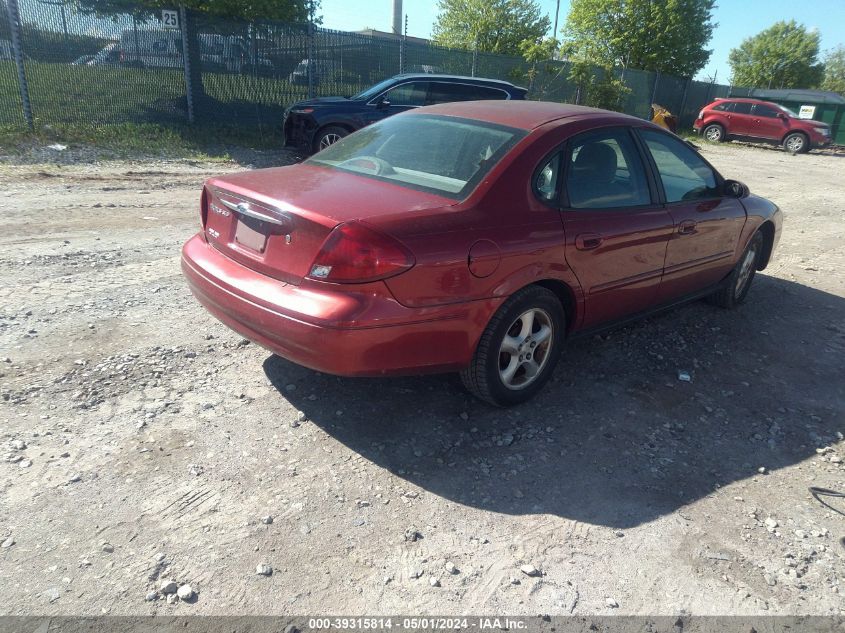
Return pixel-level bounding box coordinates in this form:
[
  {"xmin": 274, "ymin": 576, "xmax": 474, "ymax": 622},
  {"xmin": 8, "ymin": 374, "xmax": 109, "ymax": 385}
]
[{"xmin": 0, "ymin": 121, "xmax": 283, "ymax": 161}]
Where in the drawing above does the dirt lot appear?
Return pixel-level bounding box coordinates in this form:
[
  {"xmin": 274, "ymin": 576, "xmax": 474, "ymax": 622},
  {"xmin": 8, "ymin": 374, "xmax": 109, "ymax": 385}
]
[{"xmin": 0, "ymin": 140, "xmax": 843, "ymax": 617}]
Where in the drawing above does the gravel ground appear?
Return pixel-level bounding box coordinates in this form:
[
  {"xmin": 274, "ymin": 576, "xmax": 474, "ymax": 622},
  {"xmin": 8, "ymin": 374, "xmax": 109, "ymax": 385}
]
[{"xmin": 0, "ymin": 140, "xmax": 843, "ymax": 616}]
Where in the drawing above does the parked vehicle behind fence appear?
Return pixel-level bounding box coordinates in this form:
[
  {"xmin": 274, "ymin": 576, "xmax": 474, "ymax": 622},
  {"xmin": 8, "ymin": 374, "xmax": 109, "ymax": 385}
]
[
  {"xmin": 118, "ymin": 29, "xmax": 271, "ymax": 73},
  {"xmin": 694, "ymin": 97, "xmax": 832, "ymax": 153},
  {"xmin": 283, "ymin": 73, "xmax": 527, "ymax": 153},
  {"xmin": 88, "ymin": 42, "xmax": 120, "ymax": 66},
  {"xmin": 183, "ymin": 101, "xmax": 782, "ymax": 406}
]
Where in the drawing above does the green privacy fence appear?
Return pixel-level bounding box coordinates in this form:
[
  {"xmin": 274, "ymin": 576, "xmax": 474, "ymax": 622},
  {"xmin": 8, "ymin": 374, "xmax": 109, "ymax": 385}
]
[{"xmin": 4, "ymin": 0, "xmax": 829, "ymax": 142}]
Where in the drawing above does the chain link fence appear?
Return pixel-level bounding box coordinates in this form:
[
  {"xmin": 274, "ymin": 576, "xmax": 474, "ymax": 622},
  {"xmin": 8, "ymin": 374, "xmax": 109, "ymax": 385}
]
[{"xmin": 1, "ymin": 0, "xmax": 740, "ymax": 135}]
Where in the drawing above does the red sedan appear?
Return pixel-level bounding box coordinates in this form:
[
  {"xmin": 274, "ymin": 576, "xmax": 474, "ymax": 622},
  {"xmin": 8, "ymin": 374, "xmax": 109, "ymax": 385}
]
[{"xmin": 182, "ymin": 101, "xmax": 782, "ymax": 406}]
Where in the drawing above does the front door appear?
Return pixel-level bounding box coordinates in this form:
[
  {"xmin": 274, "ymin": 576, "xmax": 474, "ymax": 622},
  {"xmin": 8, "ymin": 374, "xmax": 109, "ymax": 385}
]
[
  {"xmin": 559, "ymin": 128, "xmax": 674, "ymax": 328},
  {"xmin": 750, "ymin": 102, "xmax": 789, "ymax": 141},
  {"xmin": 362, "ymin": 81, "xmax": 429, "ymax": 126},
  {"xmin": 637, "ymin": 128, "xmax": 747, "ymax": 302}
]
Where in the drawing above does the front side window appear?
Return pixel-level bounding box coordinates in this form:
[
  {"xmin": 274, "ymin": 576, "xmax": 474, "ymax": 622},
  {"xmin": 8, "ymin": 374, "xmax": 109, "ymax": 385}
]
[
  {"xmin": 564, "ymin": 129, "xmax": 651, "ymax": 209},
  {"xmin": 383, "ymin": 82, "xmax": 428, "ymax": 107},
  {"xmin": 732, "ymin": 102, "xmax": 753, "ymax": 114},
  {"xmin": 640, "ymin": 129, "xmax": 719, "ymax": 203},
  {"xmin": 753, "ymin": 104, "xmax": 779, "ymax": 118},
  {"xmin": 712, "ymin": 102, "xmax": 732, "ymax": 112},
  {"xmin": 307, "ymin": 114, "xmax": 525, "ymax": 198}
]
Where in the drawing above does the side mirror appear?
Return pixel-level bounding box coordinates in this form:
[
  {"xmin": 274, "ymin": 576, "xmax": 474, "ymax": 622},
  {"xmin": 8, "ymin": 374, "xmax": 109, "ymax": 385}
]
[
  {"xmin": 376, "ymin": 96, "xmax": 390, "ymax": 109},
  {"xmin": 777, "ymin": 112, "xmax": 788, "ymax": 120},
  {"xmin": 724, "ymin": 179, "xmax": 749, "ymax": 198}
]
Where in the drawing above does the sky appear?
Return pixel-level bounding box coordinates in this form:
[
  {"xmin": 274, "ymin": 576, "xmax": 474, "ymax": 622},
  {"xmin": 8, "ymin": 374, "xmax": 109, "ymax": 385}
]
[{"xmin": 318, "ymin": 0, "xmax": 845, "ymax": 83}]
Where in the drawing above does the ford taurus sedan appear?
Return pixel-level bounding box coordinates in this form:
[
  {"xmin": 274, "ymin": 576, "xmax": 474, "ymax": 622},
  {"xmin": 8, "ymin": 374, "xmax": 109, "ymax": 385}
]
[{"xmin": 182, "ymin": 101, "xmax": 782, "ymax": 406}]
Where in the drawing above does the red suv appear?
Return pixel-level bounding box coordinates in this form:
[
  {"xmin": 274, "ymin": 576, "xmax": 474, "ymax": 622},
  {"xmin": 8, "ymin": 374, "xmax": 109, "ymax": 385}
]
[{"xmin": 694, "ymin": 98, "xmax": 831, "ymax": 153}]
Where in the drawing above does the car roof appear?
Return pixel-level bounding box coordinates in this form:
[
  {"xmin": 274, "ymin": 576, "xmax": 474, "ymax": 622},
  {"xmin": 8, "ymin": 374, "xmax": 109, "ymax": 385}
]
[
  {"xmin": 714, "ymin": 97, "xmax": 775, "ymax": 104},
  {"xmin": 390, "ymin": 73, "xmax": 524, "ymax": 90},
  {"xmin": 408, "ymin": 100, "xmax": 642, "ymax": 131}
]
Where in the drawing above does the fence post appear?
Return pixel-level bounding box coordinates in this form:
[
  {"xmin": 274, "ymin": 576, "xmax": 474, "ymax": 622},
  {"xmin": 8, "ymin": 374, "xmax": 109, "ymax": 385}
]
[
  {"xmin": 6, "ymin": 0, "xmax": 33, "ymax": 129},
  {"xmin": 307, "ymin": 23, "xmax": 315, "ymax": 99},
  {"xmin": 179, "ymin": 5, "xmax": 195, "ymax": 125},
  {"xmin": 678, "ymin": 78, "xmax": 690, "ymax": 126},
  {"xmin": 650, "ymin": 71, "xmax": 660, "ymax": 106}
]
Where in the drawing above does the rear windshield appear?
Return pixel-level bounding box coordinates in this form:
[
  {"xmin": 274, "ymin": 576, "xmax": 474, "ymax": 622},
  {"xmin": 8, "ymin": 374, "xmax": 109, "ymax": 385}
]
[{"xmin": 306, "ymin": 114, "xmax": 525, "ymax": 199}]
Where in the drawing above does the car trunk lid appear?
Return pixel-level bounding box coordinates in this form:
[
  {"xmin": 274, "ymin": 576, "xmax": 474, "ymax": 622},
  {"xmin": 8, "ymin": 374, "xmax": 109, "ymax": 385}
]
[{"xmin": 202, "ymin": 164, "xmax": 456, "ymax": 284}]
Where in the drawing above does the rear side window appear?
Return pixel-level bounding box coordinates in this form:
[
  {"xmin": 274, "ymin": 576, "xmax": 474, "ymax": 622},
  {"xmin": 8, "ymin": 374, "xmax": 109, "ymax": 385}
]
[
  {"xmin": 427, "ymin": 82, "xmax": 507, "ymax": 104},
  {"xmin": 564, "ymin": 129, "xmax": 651, "ymax": 210},
  {"xmin": 534, "ymin": 154, "xmax": 560, "ymax": 203},
  {"xmin": 732, "ymin": 102, "xmax": 753, "ymax": 114},
  {"xmin": 640, "ymin": 129, "xmax": 719, "ymax": 203}
]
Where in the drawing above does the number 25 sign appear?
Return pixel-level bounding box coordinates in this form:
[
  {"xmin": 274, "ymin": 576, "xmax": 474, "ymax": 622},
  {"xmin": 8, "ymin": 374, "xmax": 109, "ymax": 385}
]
[{"xmin": 161, "ymin": 9, "xmax": 179, "ymax": 29}]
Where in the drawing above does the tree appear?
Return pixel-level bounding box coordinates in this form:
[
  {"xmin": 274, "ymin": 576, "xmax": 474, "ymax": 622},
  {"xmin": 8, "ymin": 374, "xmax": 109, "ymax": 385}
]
[
  {"xmin": 569, "ymin": 59, "xmax": 631, "ymax": 111},
  {"xmin": 432, "ymin": 0, "xmax": 550, "ymax": 56},
  {"xmin": 728, "ymin": 20, "xmax": 823, "ymax": 89},
  {"xmin": 563, "ymin": 0, "xmax": 716, "ymax": 77},
  {"xmin": 821, "ymin": 45, "xmax": 845, "ymax": 95}
]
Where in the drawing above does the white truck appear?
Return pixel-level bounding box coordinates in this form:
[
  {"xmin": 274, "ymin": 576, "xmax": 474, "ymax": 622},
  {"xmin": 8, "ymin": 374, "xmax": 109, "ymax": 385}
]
[{"xmin": 118, "ymin": 29, "xmax": 272, "ymax": 73}]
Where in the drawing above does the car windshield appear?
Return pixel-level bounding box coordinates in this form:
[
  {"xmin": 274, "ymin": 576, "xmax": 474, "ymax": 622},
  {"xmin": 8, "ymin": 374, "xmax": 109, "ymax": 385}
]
[
  {"xmin": 306, "ymin": 114, "xmax": 525, "ymax": 198},
  {"xmin": 777, "ymin": 104, "xmax": 799, "ymax": 117},
  {"xmin": 351, "ymin": 78, "xmax": 396, "ymax": 101}
]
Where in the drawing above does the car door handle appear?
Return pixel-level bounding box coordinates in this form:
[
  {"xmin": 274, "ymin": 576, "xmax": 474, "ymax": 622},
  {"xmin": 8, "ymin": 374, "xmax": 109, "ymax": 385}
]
[
  {"xmin": 575, "ymin": 233, "xmax": 603, "ymax": 250},
  {"xmin": 678, "ymin": 220, "xmax": 697, "ymax": 235}
]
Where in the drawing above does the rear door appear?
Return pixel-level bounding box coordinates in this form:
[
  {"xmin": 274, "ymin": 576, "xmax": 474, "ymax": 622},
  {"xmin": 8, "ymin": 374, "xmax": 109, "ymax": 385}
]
[
  {"xmin": 637, "ymin": 128, "xmax": 746, "ymax": 302},
  {"xmin": 558, "ymin": 127, "xmax": 674, "ymax": 328},
  {"xmin": 728, "ymin": 101, "xmax": 754, "ymax": 135}
]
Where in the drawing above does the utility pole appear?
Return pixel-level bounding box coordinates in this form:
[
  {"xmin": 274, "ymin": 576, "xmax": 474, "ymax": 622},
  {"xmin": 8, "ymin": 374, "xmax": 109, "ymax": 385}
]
[{"xmin": 552, "ymin": 0, "xmax": 560, "ymax": 38}]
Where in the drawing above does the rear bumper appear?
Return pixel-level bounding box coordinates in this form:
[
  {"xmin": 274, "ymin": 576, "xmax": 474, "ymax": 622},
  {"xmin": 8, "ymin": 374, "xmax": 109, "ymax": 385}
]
[{"xmin": 181, "ymin": 233, "xmax": 499, "ymax": 376}]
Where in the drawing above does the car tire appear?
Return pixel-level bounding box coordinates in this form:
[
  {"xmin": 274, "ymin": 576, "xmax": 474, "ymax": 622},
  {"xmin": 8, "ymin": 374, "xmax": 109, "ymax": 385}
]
[
  {"xmin": 703, "ymin": 123, "xmax": 725, "ymax": 143},
  {"xmin": 461, "ymin": 286, "xmax": 565, "ymax": 407},
  {"xmin": 783, "ymin": 132, "xmax": 809, "ymax": 154},
  {"xmin": 313, "ymin": 126, "xmax": 349, "ymax": 153},
  {"xmin": 707, "ymin": 232, "xmax": 763, "ymax": 309}
]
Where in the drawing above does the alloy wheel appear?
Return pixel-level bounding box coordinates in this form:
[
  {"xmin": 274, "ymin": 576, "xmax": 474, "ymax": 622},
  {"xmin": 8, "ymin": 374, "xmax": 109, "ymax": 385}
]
[
  {"xmin": 319, "ymin": 133, "xmax": 343, "ymax": 150},
  {"xmin": 705, "ymin": 126, "xmax": 722, "ymax": 142},
  {"xmin": 734, "ymin": 242, "xmax": 758, "ymax": 298},
  {"xmin": 498, "ymin": 308, "xmax": 554, "ymax": 390}
]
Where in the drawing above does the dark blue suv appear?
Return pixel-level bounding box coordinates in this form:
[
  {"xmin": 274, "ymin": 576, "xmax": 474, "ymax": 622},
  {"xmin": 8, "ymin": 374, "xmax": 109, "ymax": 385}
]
[{"xmin": 283, "ymin": 74, "xmax": 527, "ymax": 154}]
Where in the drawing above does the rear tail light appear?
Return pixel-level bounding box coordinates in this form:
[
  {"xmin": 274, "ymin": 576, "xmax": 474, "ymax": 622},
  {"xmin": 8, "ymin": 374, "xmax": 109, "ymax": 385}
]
[
  {"xmin": 200, "ymin": 187, "xmax": 209, "ymax": 229},
  {"xmin": 307, "ymin": 221, "xmax": 415, "ymax": 283}
]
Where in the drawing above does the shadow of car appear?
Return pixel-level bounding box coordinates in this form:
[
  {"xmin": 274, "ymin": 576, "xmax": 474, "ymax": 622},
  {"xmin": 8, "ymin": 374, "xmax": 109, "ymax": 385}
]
[{"xmin": 263, "ymin": 274, "xmax": 844, "ymax": 529}]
